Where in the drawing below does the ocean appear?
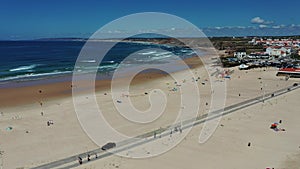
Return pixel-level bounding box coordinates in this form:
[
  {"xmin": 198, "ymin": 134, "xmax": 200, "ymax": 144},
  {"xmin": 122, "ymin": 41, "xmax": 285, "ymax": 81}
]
[{"xmin": 0, "ymin": 40, "xmax": 196, "ymax": 86}]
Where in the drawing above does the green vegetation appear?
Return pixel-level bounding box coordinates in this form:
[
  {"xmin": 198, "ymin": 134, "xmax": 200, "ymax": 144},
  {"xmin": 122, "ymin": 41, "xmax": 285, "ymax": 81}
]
[
  {"xmin": 291, "ymin": 53, "xmax": 300, "ymax": 59},
  {"xmin": 209, "ymin": 37, "xmax": 264, "ymax": 54}
]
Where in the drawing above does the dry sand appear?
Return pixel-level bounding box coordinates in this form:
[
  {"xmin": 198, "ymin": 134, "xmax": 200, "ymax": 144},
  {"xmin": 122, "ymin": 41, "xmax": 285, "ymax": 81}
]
[
  {"xmin": 77, "ymin": 88, "xmax": 300, "ymax": 169},
  {"xmin": 0, "ymin": 56, "xmax": 299, "ymax": 169}
]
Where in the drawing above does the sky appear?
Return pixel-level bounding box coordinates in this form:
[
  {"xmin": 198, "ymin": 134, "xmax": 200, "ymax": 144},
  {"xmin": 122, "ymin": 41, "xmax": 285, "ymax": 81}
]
[{"xmin": 1, "ymin": 0, "xmax": 300, "ymax": 39}]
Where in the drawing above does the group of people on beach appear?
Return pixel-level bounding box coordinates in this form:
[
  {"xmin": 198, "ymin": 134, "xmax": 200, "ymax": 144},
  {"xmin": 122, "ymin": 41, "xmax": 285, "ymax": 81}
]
[
  {"xmin": 47, "ymin": 120, "xmax": 54, "ymax": 126},
  {"xmin": 270, "ymin": 120, "xmax": 285, "ymax": 132},
  {"xmin": 153, "ymin": 125, "xmax": 183, "ymax": 139},
  {"xmin": 78, "ymin": 153, "xmax": 98, "ymax": 165}
]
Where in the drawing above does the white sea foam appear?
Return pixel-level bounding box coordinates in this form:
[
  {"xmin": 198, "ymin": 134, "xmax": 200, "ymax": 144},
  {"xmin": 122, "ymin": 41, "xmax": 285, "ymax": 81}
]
[
  {"xmin": 75, "ymin": 63, "xmax": 119, "ymax": 72},
  {"xmin": 109, "ymin": 60, "xmax": 115, "ymax": 63},
  {"xmin": 99, "ymin": 63, "xmax": 119, "ymax": 69},
  {"xmin": 0, "ymin": 70, "xmax": 72, "ymax": 82},
  {"xmin": 151, "ymin": 54, "xmax": 174, "ymax": 60},
  {"xmin": 138, "ymin": 51, "xmax": 157, "ymax": 55},
  {"xmin": 79, "ymin": 60, "xmax": 116, "ymax": 64},
  {"xmin": 9, "ymin": 64, "xmax": 40, "ymax": 72},
  {"xmin": 153, "ymin": 51, "xmax": 172, "ymax": 56},
  {"xmin": 80, "ymin": 60, "xmax": 96, "ymax": 63}
]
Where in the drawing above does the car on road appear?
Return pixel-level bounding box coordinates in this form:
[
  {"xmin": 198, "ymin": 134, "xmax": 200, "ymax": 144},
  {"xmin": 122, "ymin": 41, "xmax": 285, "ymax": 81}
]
[{"xmin": 101, "ymin": 142, "xmax": 116, "ymax": 150}]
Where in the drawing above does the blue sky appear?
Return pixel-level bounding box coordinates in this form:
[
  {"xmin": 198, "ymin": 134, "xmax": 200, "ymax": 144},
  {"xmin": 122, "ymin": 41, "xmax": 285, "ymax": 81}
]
[{"xmin": 1, "ymin": 0, "xmax": 300, "ymax": 39}]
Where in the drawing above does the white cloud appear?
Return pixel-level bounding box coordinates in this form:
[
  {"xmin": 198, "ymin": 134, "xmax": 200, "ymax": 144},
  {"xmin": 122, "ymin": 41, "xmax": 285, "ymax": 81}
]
[
  {"xmin": 272, "ymin": 25, "xmax": 281, "ymax": 29},
  {"xmin": 251, "ymin": 17, "xmax": 265, "ymax": 24},
  {"xmin": 279, "ymin": 24, "xmax": 286, "ymax": 28},
  {"xmin": 264, "ymin": 21, "xmax": 274, "ymax": 24},
  {"xmin": 272, "ymin": 24, "xmax": 286, "ymax": 29},
  {"xmin": 259, "ymin": 24, "xmax": 268, "ymax": 28},
  {"xmin": 251, "ymin": 17, "xmax": 274, "ymax": 25}
]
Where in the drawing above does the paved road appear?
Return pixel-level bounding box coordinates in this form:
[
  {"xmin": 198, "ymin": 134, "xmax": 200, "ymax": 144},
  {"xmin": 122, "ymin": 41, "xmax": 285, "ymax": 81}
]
[{"xmin": 31, "ymin": 83, "xmax": 300, "ymax": 169}]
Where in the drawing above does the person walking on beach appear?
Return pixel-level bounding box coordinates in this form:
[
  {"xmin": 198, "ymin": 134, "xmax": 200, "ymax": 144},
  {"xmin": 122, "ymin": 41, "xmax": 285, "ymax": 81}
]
[
  {"xmin": 87, "ymin": 154, "xmax": 90, "ymax": 161},
  {"xmin": 78, "ymin": 157, "xmax": 82, "ymax": 165}
]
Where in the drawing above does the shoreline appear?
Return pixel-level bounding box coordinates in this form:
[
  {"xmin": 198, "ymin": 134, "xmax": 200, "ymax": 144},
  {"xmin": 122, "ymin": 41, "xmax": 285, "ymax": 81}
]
[
  {"xmin": 0, "ymin": 55, "xmax": 203, "ymax": 107},
  {"xmin": 0, "ymin": 38, "xmax": 200, "ymax": 87}
]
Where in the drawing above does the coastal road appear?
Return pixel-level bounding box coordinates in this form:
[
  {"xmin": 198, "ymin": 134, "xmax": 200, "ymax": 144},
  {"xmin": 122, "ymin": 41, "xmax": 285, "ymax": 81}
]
[{"xmin": 31, "ymin": 83, "xmax": 300, "ymax": 169}]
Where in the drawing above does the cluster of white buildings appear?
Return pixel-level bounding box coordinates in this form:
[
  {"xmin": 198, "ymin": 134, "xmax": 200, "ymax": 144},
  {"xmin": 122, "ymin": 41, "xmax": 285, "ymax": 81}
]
[
  {"xmin": 250, "ymin": 38, "xmax": 300, "ymax": 48},
  {"xmin": 265, "ymin": 46, "xmax": 291, "ymax": 57},
  {"xmin": 234, "ymin": 38, "xmax": 298, "ymax": 60}
]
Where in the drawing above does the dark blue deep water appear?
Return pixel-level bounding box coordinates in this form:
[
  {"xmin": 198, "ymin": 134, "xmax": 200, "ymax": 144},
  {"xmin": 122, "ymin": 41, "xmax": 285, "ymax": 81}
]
[{"xmin": 0, "ymin": 40, "xmax": 195, "ymax": 84}]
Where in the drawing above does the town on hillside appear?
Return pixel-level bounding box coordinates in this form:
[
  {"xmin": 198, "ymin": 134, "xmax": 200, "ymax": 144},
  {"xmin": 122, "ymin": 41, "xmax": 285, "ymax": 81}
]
[{"xmin": 214, "ymin": 36, "xmax": 300, "ymax": 77}]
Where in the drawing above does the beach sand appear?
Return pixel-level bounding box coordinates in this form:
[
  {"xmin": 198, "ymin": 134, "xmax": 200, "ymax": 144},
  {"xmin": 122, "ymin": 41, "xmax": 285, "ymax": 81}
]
[
  {"xmin": 0, "ymin": 56, "xmax": 299, "ymax": 169},
  {"xmin": 76, "ymin": 88, "xmax": 300, "ymax": 169}
]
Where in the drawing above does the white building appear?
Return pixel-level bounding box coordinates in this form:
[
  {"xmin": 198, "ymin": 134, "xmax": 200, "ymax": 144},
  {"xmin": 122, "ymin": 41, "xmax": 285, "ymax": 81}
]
[
  {"xmin": 234, "ymin": 49, "xmax": 247, "ymax": 60},
  {"xmin": 266, "ymin": 47, "xmax": 291, "ymax": 57},
  {"xmin": 248, "ymin": 53, "xmax": 270, "ymax": 59}
]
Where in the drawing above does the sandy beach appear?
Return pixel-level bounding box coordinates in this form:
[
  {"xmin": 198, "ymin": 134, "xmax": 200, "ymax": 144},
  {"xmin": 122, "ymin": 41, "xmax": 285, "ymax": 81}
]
[
  {"xmin": 0, "ymin": 56, "xmax": 299, "ymax": 169},
  {"xmin": 76, "ymin": 88, "xmax": 300, "ymax": 169}
]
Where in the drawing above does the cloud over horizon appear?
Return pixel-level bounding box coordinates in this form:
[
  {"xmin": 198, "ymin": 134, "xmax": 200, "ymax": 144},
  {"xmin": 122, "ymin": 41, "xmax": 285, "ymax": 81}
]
[
  {"xmin": 251, "ymin": 17, "xmax": 274, "ymax": 27},
  {"xmin": 203, "ymin": 24, "xmax": 300, "ymax": 37},
  {"xmin": 3, "ymin": 24, "xmax": 300, "ymax": 40}
]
